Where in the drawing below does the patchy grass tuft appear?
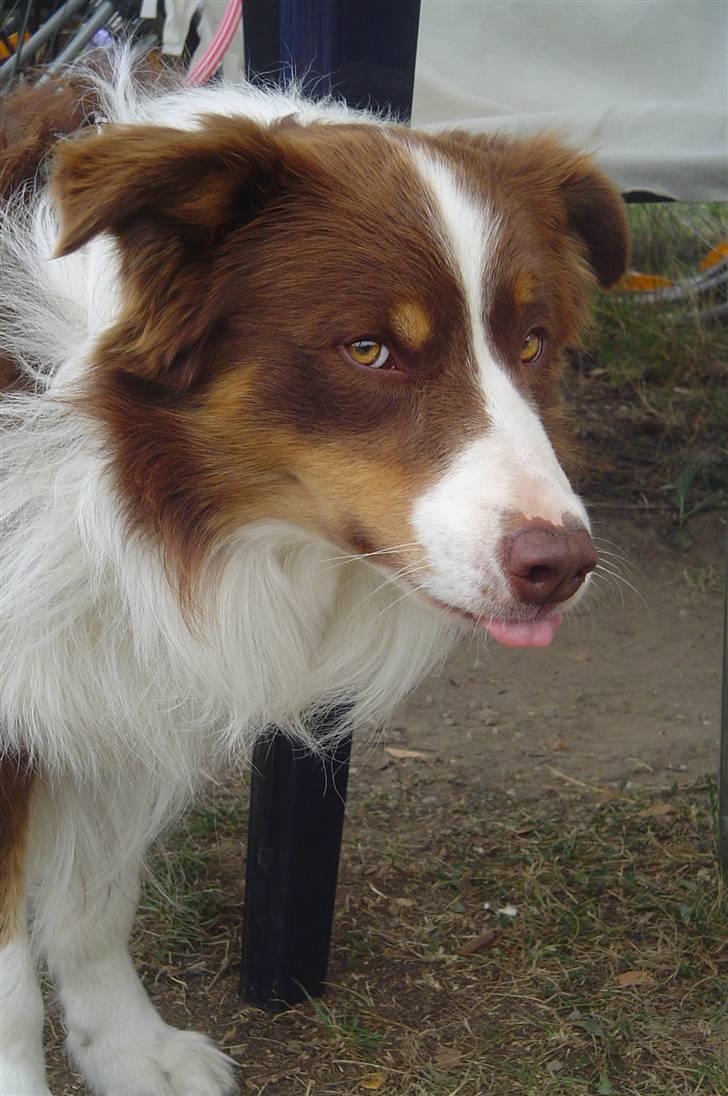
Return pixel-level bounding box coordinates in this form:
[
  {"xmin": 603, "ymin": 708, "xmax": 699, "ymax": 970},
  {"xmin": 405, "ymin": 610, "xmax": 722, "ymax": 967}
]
[
  {"xmin": 136, "ymin": 790, "xmax": 247, "ymax": 962},
  {"xmin": 572, "ymin": 203, "xmax": 728, "ymax": 527}
]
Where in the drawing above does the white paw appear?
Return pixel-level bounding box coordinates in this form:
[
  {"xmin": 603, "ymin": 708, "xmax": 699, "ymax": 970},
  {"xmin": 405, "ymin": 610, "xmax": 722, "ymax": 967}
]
[
  {"xmin": 0, "ymin": 1060, "xmax": 51, "ymax": 1096},
  {"xmin": 67, "ymin": 1022, "xmax": 236, "ymax": 1096}
]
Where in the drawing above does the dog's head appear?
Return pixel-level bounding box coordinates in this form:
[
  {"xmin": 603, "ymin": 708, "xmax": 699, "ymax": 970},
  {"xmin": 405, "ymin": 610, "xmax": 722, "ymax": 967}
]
[{"xmin": 52, "ymin": 111, "xmax": 628, "ymax": 646}]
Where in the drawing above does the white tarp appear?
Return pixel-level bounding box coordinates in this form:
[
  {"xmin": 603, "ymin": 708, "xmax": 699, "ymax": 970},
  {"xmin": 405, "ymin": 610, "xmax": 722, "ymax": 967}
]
[{"xmin": 413, "ymin": 0, "xmax": 728, "ymax": 201}]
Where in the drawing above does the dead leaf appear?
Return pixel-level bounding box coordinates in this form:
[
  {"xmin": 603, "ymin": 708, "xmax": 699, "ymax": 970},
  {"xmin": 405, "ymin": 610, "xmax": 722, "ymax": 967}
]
[
  {"xmin": 615, "ymin": 969, "xmax": 655, "ymax": 987},
  {"xmin": 638, "ymin": 802, "xmax": 675, "ymax": 819},
  {"xmin": 359, "ymin": 1071, "xmax": 388, "ymax": 1090},
  {"xmin": 434, "ymin": 1046, "xmax": 464, "ymax": 1068},
  {"xmin": 550, "ymin": 738, "xmax": 568, "ymax": 751},
  {"xmin": 567, "ymin": 650, "xmax": 591, "ymax": 663},
  {"xmin": 384, "ymin": 747, "xmax": 436, "ymax": 761},
  {"xmin": 458, "ymin": 929, "xmax": 497, "ymax": 955}
]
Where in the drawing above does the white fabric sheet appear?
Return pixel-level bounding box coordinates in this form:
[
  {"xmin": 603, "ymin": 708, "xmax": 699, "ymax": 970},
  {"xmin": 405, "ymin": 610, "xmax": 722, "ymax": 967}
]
[{"xmin": 413, "ymin": 0, "xmax": 728, "ymax": 201}]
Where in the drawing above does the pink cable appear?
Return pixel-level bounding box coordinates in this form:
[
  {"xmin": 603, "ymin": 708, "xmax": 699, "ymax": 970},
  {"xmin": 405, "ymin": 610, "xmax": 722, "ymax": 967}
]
[{"xmin": 187, "ymin": 0, "xmax": 242, "ymax": 86}]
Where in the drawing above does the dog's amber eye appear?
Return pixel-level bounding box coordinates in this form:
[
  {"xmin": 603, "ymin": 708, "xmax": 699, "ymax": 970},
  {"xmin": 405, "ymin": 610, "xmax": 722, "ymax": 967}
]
[
  {"xmin": 520, "ymin": 330, "xmax": 544, "ymax": 364},
  {"xmin": 345, "ymin": 340, "xmax": 391, "ymax": 368}
]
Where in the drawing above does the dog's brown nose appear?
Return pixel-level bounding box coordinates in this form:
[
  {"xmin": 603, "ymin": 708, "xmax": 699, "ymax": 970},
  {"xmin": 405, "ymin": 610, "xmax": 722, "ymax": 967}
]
[{"xmin": 500, "ymin": 522, "xmax": 597, "ymax": 605}]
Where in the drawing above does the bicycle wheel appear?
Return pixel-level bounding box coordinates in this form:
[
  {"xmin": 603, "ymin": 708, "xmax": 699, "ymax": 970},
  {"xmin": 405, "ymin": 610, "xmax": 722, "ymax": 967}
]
[{"xmin": 616, "ymin": 202, "xmax": 728, "ymax": 317}]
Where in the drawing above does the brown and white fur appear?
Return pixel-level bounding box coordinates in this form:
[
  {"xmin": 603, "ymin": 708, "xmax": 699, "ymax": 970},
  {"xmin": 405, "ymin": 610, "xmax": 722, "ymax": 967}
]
[{"xmin": 0, "ymin": 53, "xmax": 628, "ymax": 1095}]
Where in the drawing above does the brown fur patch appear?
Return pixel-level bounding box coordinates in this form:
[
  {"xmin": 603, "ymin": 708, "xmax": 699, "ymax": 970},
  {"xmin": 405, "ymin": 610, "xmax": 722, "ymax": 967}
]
[
  {"xmin": 513, "ymin": 271, "xmax": 538, "ymax": 306},
  {"xmin": 279, "ymin": 436, "xmax": 429, "ymax": 569},
  {"xmin": 390, "ymin": 301, "xmax": 433, "ymax": 350},
  {"xmin": 0, "ymin": 352, "xmax": 29, "ymax": 393},
  {"xmin": 0, "ymin": 754, "xmax": 34, "ymax": 947},
  {"xmin": 52, "ymin": 116, "xmax": 287, "ymax": 258},
  {"xmin": 0, "ymin": 66, "xmax": 157, "ymax": 392},
  {"xmin": 0, "ymin": 77, "xmax": 98, "ymax": 201},
  {"xmin": 0, "ymin": 78, "xmax": 100, "ymax": 398},
  {"xmin": 425, "ymin": 129, "xmax": 629, "ymax": 289}
]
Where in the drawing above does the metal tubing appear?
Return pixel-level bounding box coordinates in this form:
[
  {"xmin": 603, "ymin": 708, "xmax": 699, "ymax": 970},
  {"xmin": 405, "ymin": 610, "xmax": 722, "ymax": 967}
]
[
  {"xmin": 43, "ymin": 0, "xmax": 115, "ymax": 74},
  {"xmin": 0, "ymin": 0, "xmax": 88, "ymax": 81}
]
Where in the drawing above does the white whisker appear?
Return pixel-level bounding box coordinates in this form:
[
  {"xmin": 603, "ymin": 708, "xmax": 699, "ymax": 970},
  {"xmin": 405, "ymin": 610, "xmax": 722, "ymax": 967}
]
[
  {"xmin": 351, "ymin": 561, "xmax": 429, "ymax": 614},
  {"xmin": 319, "ymin": 542, "xmax": 421, "ymax": 571},
  {"xmin": 591, "ymin": 567, "xmax": 625, "ymax": 609},
  {"xmin": 367, "ymin": 578, "xmax": 434, "ymax": 628},
  {"xmin": 592, "ymin": 541, "xmax": 643, "ymax": 579},
  {"xmin": 596, "ymin": 562, "xmax": 651, "ymax": 615}
]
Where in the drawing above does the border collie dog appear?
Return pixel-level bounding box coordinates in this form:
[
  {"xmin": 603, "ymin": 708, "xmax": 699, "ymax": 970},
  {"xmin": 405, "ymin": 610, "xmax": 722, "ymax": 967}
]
[{"xmin": 0, "ymin": 54, "xmax": 627, "ymax": 1095}]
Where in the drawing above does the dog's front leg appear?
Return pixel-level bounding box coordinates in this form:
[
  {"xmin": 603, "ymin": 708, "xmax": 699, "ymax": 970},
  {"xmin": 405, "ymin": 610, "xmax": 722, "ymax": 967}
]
[
  {"xmin": 0, "ymin": 922, "xmax": 49, "ymax": 1096},
  {"xmin": 0, "ymin": 757, "xmax": 48, "ymax": 1095},
  {"xmin": 34, "ymin": 778, "xmax": 236, "ymax": 1096}
]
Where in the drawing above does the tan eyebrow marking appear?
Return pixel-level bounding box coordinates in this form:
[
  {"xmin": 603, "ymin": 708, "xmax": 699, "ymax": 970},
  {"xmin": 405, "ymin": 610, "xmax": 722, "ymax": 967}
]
[
  {"xmin": 390, "ymin": 301, "xmax": 432, "ymax": 350},
  {"xmin": 513, "ymin": 270, "xmax": 538, "ymax": 306}
]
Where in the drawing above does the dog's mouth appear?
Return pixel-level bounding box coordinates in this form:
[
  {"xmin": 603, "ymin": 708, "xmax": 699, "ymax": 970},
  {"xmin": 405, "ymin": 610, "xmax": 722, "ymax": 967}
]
[
  {"xmin": 350, "ymin": 542, "xmax": 570, "ymax": 648},
  {"xmin": 477, "ymin": 613, "xmax": 561, "ymax": 648},
  {"xmin": 424, "ymin": 595, "xmax": 563, "ymax": 648}
]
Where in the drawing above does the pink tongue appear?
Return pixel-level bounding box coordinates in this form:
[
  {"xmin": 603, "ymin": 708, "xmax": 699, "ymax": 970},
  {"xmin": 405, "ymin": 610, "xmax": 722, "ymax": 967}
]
[{"xmin": 485, "ymin": 614, "xmax": 562, "ymax": 648}]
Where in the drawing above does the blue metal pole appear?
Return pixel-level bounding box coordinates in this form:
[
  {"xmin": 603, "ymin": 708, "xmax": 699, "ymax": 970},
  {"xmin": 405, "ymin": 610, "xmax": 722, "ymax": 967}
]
[
  {"xmin": 241, "ymin": 720, "xmax": 352, "ymax": 1007},
  {"xmin": 243, "ymin": 0, "xmax": 421, "ymax": 120},
  {"xmin": 719, "ymin": 531, "xmax": 728, "ymax": 880},
  {"xmin": 240, "ymin": 0, "xmax": 421, "ymax": 1010}
]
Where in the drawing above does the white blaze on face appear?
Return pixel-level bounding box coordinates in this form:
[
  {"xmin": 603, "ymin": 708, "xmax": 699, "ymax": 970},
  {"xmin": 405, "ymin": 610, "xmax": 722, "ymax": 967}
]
[{"xmin": 407, "ymin": 146, "xmax": 590, "ymax": 618}]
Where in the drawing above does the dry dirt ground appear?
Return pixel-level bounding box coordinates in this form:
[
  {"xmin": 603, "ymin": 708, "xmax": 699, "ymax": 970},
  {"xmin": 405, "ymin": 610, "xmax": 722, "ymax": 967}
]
[{"xmin": 43, "ymin": 508, "xmax": 726, "ymax": 1095}]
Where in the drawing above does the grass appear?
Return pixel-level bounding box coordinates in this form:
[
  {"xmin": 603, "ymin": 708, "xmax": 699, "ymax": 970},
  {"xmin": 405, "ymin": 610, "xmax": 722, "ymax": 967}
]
[
  {"xmin": 136, "ymin": 791, "xmax": 248, "ymax": 962},
  {"xmin": 572, "ymin": 203, "xmax": 728, "ymax": 526},
  {"xmin": 129, "ymin": 778, "xmax": 727, "ymax": 1094}
]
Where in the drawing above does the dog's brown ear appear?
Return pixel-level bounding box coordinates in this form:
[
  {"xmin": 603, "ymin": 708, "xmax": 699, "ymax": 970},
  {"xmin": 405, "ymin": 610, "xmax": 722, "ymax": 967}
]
[
  {"xmin": 557, "ymin": 156, "xmax": 629, "ymax": 288},
  {"xmin": 51, "ymin": 117, "xmax": 295, "ymax": 390},
  {"xmin": 434, "ymin": 130, "xmax": 629, "ymax": 289},
  {"xmin": 52, "ymin": 116, "xmax": 283, "ymax": 256}
]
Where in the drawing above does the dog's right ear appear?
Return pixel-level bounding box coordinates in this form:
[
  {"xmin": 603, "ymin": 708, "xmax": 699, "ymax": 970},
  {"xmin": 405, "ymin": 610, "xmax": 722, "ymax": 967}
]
[{"xmin": 52, "ymin": 116, "xmax": 286, "ymax": 256}]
